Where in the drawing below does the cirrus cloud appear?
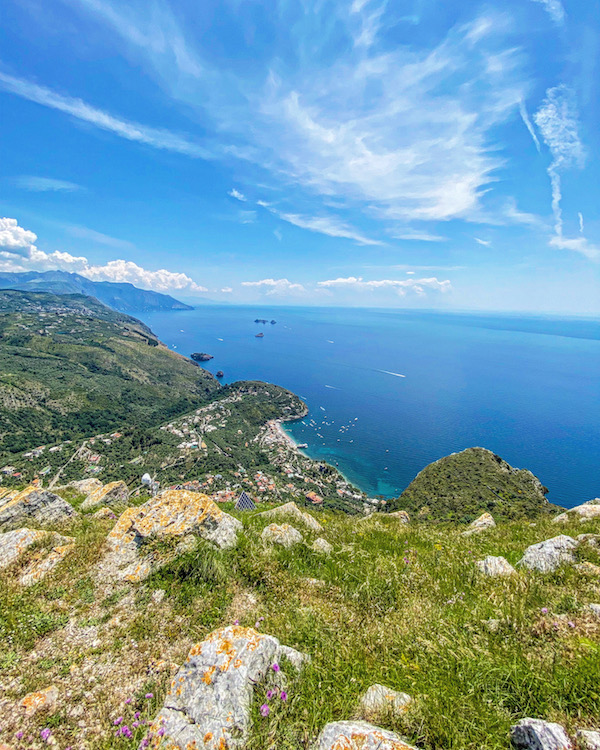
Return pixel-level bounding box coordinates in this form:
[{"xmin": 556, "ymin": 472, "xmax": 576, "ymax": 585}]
[
  {"xmin": 317, "ymin": 276, "xmax": 451, "ymax": 296},
  {"xmin": 241, "ymin": 278, "xmax": 307, "ymax": 296}
]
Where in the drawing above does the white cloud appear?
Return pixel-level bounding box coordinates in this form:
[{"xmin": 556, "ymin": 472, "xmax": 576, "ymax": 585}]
[
  {"xmin": 0, "ymin": 72, "xmax": 212, "ymax": 160},
  {"xmin": 228, "ymin": 188, "xmax": 246, "ymax": 202},
  {"xmin": 391, "ymin": 231, "xmax": 448, "ymax": 242},
  {"xmin": 241, "ymin": 278, "xmax": 307, "ymax": 296},
  {"xmin": 239, "ymin": 210, "xmax": 257, "ymax": 224},
  {"xmin": 474, "ymin": 237, "xmax": 491, "ymax": 246},
  {"xmin": 578, "ymin": 212, "xmax": 584, "ymax": 234},
  {"xmin": 14, "ymin": 176, "xmax": 84, "ymax": 192},
  {"xmin": 0, "ymin": 217, "xmax": 208, "ymax": 291},
  {"xmin": 273, "ymin": 228, "xmax": 283, "ymax": 242},
  {"xmin": 262, "ymin": 205, "xmax": 382, "ymax": 245},
  {"xmin": 65, "ymin": 224, "xmax": 135, "ymax": 250},
  {"xmin": 519, "ymin": 100, "xmax": 540, "ymax": 152},
  {"xmin": 220, "ymin": 287, "xmax": 233, "ymax": 293},
  {"xmin": 534, "ymin": 86, "xmax": 598, "ymax": 259},
  {"xmin": 317, "ymin": 276, "xmax": 451, "ymax": 296},
  {"xmin": 531, "ymin": 0, "xmax": 566, "ymax": 25}
]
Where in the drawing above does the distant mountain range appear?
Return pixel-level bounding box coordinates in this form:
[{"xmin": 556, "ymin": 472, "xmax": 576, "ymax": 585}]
[{"xmin": 0, "ymin": 270, "xmax": 193, "ymax": 313}]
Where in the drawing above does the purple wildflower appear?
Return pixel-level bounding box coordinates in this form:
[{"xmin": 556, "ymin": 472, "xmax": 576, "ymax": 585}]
[
  {"xmin": 134, "ymin": 711, "xmax": 141, "ymax": 720},
  {"xmin": 125, "ymin": 697, "xmax": 133, "ymax": 704},
  {"xmin": 272, "ymin": 663, "xmax": 280, "ymax": 672},
  {"xmin": 234, "ymin": 619, "xmax": 239, "ymax": 626},
  {"xmin": 568, "ymin": 621, "xmax": 575, "ymax": 628},
  {"xmin": 541, "ymin": 607, "xmax": 548, "ymax": 614},
  {"xmin": 145, "ymin": 693, "xmax": 153, "ymax": 699},
  {"xmin": 280, "ymin": 691, "xmax": 288, "ymax": 701},
  {"xmin": 40, "ymin": 728, "xmax": 52, "ymax": 743},
  {"xmin": 132, "ymin": 722, "xmax": 140, "ymax": 729},
  {"xmin": 157, "ymin": 728, "xmax": 165, "ymax": 737},
  {"xmin": 114, "ymin": 717, "xmax": 123, "ymax": 725},
  {"xmin": 260, "ymin": 704, "xmax": 270, "ymax": 717},
  {"xmin": 15, "ymin": 732, "xmax": 24, "ymax": 740},
  {"xmin": 266, "ymin": 689, "xmax": 274, "ymax": 700}
]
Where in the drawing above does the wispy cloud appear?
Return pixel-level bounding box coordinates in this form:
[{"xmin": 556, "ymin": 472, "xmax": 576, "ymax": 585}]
[
  {"xmin": 262, "ymin": 205, "xmax": 383, "ymax": 246},
  {"xmin": 228, "ymin": 188, "xmax": 246, "ymax": 202},
  {"xmin": 578, "ymin": 212, "xmax": 584, "ymax": 234},
  {"xmin": 531, "ymin": 0, "xmax": 566, "ymax": 25},
  {"xmin": 519, "ymin": 100, "xmax": 540, "ymax": 152},
  {"xmin": 0, "ymin": 217, "xmax": 207, "ymax": 291},
  {"xmin": 241, "ymin": 278, "xmax": 306, "ymax": 296},
  {"xmin": 391, "ymin": 231, "xmax": 448, "ymax": 242},
  {"xmin": 64, "ymin": 224, "xmax": 134, "ymax": 250},
  {"xmin": 14, "ymin": 176, "xmax": 84, "ymax": 192},
  {"xmin": 0, "ymin": 72, "xmax": 212, "ymax": 160},
  {"xmin": 474, "ymin": 237, "xmax": 491, "ymax": 246},
  {"xmin": 317, "ymin": 276, "xmax": 451, "ymax": 296}
]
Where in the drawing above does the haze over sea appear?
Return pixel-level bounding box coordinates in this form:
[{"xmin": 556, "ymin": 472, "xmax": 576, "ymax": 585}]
[{"xmin": 140, "ymin": 306, "xmax": 600, "ymax": 510}]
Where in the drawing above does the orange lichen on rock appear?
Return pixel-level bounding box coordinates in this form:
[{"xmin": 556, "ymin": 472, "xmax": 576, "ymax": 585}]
[{"xmin": 19, "ymin": 685, "xmax": 58, "ymax": 717}]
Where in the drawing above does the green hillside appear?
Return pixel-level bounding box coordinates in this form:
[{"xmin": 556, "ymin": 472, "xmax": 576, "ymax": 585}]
[
  {"xmin": 387, "ymin": 447, "xmax": 560, "ymax": 521},
  {"xmin": 0, "ymin": 290, "xmax": 218, "ymax": 457}
]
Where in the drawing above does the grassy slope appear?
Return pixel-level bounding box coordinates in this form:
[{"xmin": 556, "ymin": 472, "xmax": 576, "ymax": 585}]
[
  {"xmin": 0, "ymin": 507, "xmax": 598, "ymax": 749},
  {"xmin": 388, "ymin": 447, "xmax": 561, "ymax": 522},
  {"xmin": 0, "ymin": 290, "xmax": 219, "ymax": 457}
]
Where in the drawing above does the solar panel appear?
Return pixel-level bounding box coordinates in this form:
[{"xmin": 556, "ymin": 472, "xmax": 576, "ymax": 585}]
[{"xmin": 235, "ymin": 491, "xmax": 256, "ymax": 511}]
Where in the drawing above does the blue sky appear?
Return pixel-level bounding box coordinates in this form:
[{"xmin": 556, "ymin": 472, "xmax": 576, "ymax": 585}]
[{"xmin": 1, "ymin": 0, "xmax": 599, "ymax": 312}]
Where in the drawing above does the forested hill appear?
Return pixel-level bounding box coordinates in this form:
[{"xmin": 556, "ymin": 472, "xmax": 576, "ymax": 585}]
[{"xmin": 0, "ymin": 290, "xmax": 218, "ymax": 457}]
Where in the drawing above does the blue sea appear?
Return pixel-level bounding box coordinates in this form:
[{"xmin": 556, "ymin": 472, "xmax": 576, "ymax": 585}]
[{"xmin": 138, "ymin": 306, "xmax": 600, "ymax": 509}]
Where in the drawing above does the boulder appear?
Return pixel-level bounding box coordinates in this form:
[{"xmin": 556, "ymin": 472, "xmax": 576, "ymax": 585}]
[
  {"xmin": 576, "ymin": 730, "xmax": 600, "ymax": 750},
  {"xmin": 0, "ymin": 528, "xmax": 49, "ymax": 570},
  {"xmin": 553, "ymin": 502, "xmax": 600, "ymax": 524},
  {"xmin": 358, "ymin": 684, "xmax": 412, "ymax": 721},
  {"xmin": 0, "ymin": 527, "xmax": 74, "ymax": 584},
  {"xmin": 96, "ymin": 490, "xmax": 242, "ymax": 582},
  {"xmin": 462, "ymin": 512, "xmax": 496, "ymax": 536},
  {"xmin": 312, "ymin": 537, "xmax": 333, "ymax": 554},
  {"xmin": 151, "ymin": 625, "xmax": 308, "ymax": 749},
  {"xmin": 315, "ymin": 721, "xmax": 420, "ymax": 750},
  {"xmin": 67, "ymin": 478, "xmax": 103, "ymax": 495},
  {"xmin": 518, "ymin": 535, "xmax": 578, "ymax": 573},
  {"xmin": 19, "ymin": 685, "xmax": 58, "ymax": 717},
  {"xmin": 261, "ymin": 523, "xmax": 303, "ymax": 548},
  {"xmin": 93, "ymin": 507, "xmax": 117, "ymax": 520},
  {"xmin": 510, "ymin": 718, "xmax": 573, "ymax": 750},
  {"xmin": 389, "ymin": 510, "xmax": 410, "ymax": 524},
  {"xmin": 577, "ymin": 534, "xmax": 599, "ymax": 548},
  {"xmin": 20, "ymin": 540, "xmax": 75, "ymax": 586},
  {"xmin": 259, "ymin": 502, "xmax": 323, "ymax": 533},
  {"xmin": 0, "ymin": 486, "xmax": 76, "ymax": 529},
  {"xmin": 81, "ymin": 480, "xmax": 129, "ymax": 511},
  {"xmin": 575, "ymin": 562, "xmax": 600, "ymax": 576},
  {"xmin": 588, "ymin": 604, "xmax": 600, "ymax": 618},
  {"xmin": 476, "ymin": 555, "xmax": 516, "ymax": 577}
]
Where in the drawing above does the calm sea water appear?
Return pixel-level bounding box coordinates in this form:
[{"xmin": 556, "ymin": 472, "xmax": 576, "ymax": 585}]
[{"xmin": 138, "ymin": 306, "xmax": 600, "ymax": 509}]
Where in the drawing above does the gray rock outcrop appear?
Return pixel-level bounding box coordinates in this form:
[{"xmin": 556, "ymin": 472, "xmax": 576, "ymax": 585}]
[
  {"xmin": 358, "ymin": 684, "xmax": 412, "ymax": 721},
  {"xmin": 151, "ymin": 625, "xmax": 307, "ymax": 749},
  {"xmin": 389, "ymin": 510, "xmax": 410, "ymax": 524},
  {"xmin": 312, "ymin": 537, "xmax": 333, "ymax": 554},
  {"xmin": 511, "ymin": 718, "xmax": 573, "ymax": 749},
  {"xmin": 553, "ymin": 501, "xmax": 600, "ymax": 524},
  {"xmin": 476, "ymin": 556, "xmax": 516, "ymax": 577},
  {"xmin": 576, "ymin": 730, "xmax": 600, "ymax": 750},
  {"xmin": 259, "ymin": 502, "xmax": 323, "ymax": 533},
  {"xmin": 518, "ymin": 535, "xmax": 578, "ymax": 573},
  {"xmin": 315, "ymin": 720, "xmax": 420, "ymax": 749},
  {"xmin": 462, "ymin": 512, "xmax": 496, "ymax": 536},
  {"xmin": 81, "ymin": 480, "xmax": 129, "ymax": 511},
  {"xmin": 261, "ymin": 523, "xmax": 303, "ymax": 548},
  {"xmin": 0, "ymin": 486, "xmax": 76, "ymax": 529}
]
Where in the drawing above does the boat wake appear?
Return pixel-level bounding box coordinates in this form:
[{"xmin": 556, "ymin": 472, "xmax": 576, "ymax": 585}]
[{"xmin": 324, "ymin": 384, "xmax": 341, "ymax": 390}]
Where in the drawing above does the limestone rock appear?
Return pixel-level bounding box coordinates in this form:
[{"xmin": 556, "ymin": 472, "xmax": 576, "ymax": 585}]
[
  {"xmin": 389, "ymin": 510, "xmax": 410, "ymax": 523},
  {"xmin": 577, "ymin": 534, "xmax": 599, "ymax": 548},
  {"xmin": 259, "ymin": 501, "xmax": 323, "ymax": 533},
  {"xmin": 312, "ymin": 537, "xmax": 333, "ymax": 554},
  {"xmin": 0, "ymin": 486, "xmax": 76, "ymax": 529},
  {"xmin": 20, "ymin": 540, "xmax": 75, "ymax": 586},
  {"xmin": 588, "ymin": 604, "xmax": 600, "ymax": 617},
  {"xmin": 261, "ymin": 523, "xmax": 303, "ymax": 548},
  {"xmin": 315, "ymin": 720, "xmax": 420, "ymax": 750},
  {"xmin": 554, "ymin": 502, "xmax": 600, "ymax": 524},
  {"xmin": 476, "ymin": 555, "xmax": 516, "ymax": 577},
  {"xmin": 462, "ymin": 512, "xmax": 496, "ymax": 536},
  {"xmin": 576, "ymin": 730, "xmax": 600, "ymax": 750},
  {"xmin": 358, "ymin": 684, "xmax": 412, "ymax": 721},
  {"xmin": 575, "ymin": 562, "xmax": 600, "ymax": 576},
  {"xmin": 81, "ymin": 480, "xmax": 129, "ymax": 511},
  {"xmin": 518, "ymin": 535, "xmax": 578, "ymax": 573},
  {"xmin": 151, "ymin": 625, "xmax": 307, "ymax": 749},
  {"xmin": 96, "ymin": 490, "xmax": 242, "ymax": 582},
  {"xmin": 67, "ymin": 478, "xmax": 103, "ymax": 495},
  {"xmin": 19, "ymin": 685, "xmax": 58, "ymax": 717},
  {"xmin": 511, "ymin": 718, "xmax": 573, "ymax": 749},
  {"xmin": 0, "ymin": 528, "xmax": 48, "ymax": 570}
]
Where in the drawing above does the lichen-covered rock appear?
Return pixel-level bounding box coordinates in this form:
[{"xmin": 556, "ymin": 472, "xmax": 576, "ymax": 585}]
[
  {"xmin": 259, "ymin": 502, "xmax": 323, "ymax": 533},
  {"xmin": 96, "ymin": 490, "xmax": 242, "ymax": 582},
  {"xmin": 389, "ymin": 510, "xmax": 410, "ymax": 523},
  {"xmin": 0, "ymin": 528, "xmax": 48, "ymax": 570},
  {"xmin": 0, "ymin": 486, "xmax": 76, "ymax": 529},
  {"xmin": 462, "ymin": 512, "xmax": 496, "ymax": 536},
  {"xmin": 93, "ymin": 507, "xmax": 117, "ymax": 520},
  {"xmin": 81, "ymin": 480, "xmax": 129, "ymax": 511},
  {"xmin": 315, "ymin": 720, "xmax": 420, "ymax": 750},
  {"xmin": 510, "ymin": 718, "xmax": 573, "ymax": 749},
  {"xmin": 358, "ymin": 684, "xmax": 412, "ymax": 721},
  {"xmin": 67, "ymin": 478, "xmax": 103, "ymax": 495},
  {"xmin": 476, "ymin": 555, "xmax": 516, "ymax": 577},
  {"xmin": 312, "ymin": 537, "xmax": 333, "ymax": 554},
  {"xmin": 20, "ymin": 541, "xmax": 75, "ymax": 586},
  {"xmin": 151, "ymin": 626, "xmax": 307, "ymax": 749},
  {"xmin": 553, "ymin": 502, "xmax": 600, "ymax": 524},
  {"xmin": 588, "ymin": 604, "xmax": 600, "ymax": 617},
  {"xmin": 575, "ymin": 562, "xmax": 600, "ymax": 576},
  {"xmin": 19, "ymin": 685, "xmax": 58, "ymax": 717},
  {"xmin": 518, "ymin": 535, "xmax": 578, "ymax": 573},
  {"xmin": 261, "ymin": 523, "xmax": 303, "ymax": 548},
  {"xmin": 576, "ymin": 730, "xmax": 600, "ymax": 750}
]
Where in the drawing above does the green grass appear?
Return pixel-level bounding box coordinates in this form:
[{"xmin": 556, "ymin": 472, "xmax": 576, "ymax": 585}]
[{"xmin": 0, "ymin": 505, "xmax": 598, "ymax": 749}]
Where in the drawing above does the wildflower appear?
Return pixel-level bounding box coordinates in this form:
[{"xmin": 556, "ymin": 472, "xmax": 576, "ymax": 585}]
[
  {"xmin": 133, "ymin": 722, "xmax": 140, "ymax": 729},
  {"xmin": 568, "ymin": 621, "xmax": 575, "ymax": 628},
  {"xmin": 40, "ymin": 728, "xmax": 52, "ymax": 742},
  {"xmin": 157, "ymin": 728, "xmax": 165, "ymax": 737},
  {"xmin": 114, "ymin": 717, "xmax": 123, "ymax": 725},
  {"xmin": 234, "ymin": 619, "xmax": 239, "ymax": 626},
  {"xmin": 259, "ymin": 616, "xmax": 265, "ymax": 622},
  {"xmin": 260, "ymin": 704, "xmax": 270, "ymax": 717},
  {"xmin": 145, "ymin": 693, "xmax": 154, "ymax": 699},
  {"xmin": 121, "ymin": 725, "xmax": 133, "ymax": 739},
  {"xmin": 272, "ymin": 663, "xmax": 280, "ymax": 672},
  {"xmin": 15, "ymin": 732, "xmax": 24, "ymax": 740},
  {"xmin": 280, "ymin": 691, "xmax": 288, "ymax": 701},
  {"xmin": 134, "ymin": 711, "xmax": 141, "ymax": 720},
  {"xmin": 541, "ymin": 607, "xmax": 548, "ymax": 614},
  {"xmin": 125, "ymin": 697, "xmax": 133, "ymax": 704},
  {"xmin": 266, "ymin": 689, "xmax": 274, "ymax": 700}
]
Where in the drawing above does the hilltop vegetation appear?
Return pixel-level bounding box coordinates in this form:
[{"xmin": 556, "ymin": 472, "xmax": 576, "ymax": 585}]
[
  {"xmin": 0, "ymin": 291, "xmax": 218, "ymax": 457},
  {"xmin": 388, "ymin": 447, "xmax": 559, "ymax": 522}
]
